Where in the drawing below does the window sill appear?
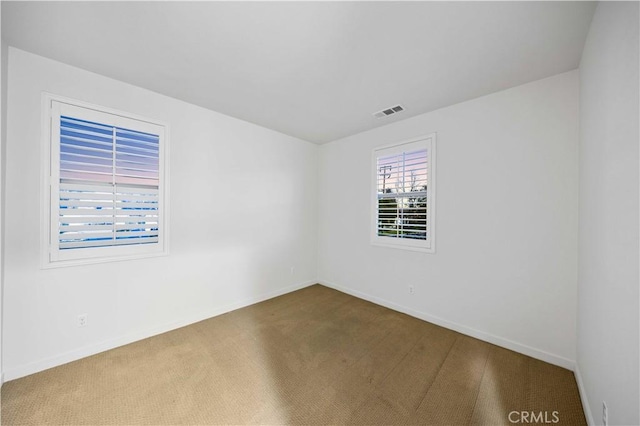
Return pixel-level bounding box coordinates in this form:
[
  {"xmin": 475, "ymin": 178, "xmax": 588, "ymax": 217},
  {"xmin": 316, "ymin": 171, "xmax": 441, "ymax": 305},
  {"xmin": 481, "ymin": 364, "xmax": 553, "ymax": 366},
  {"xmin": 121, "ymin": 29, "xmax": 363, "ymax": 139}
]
[
  {"xmin": 371, "ymin": 240, "xmax": 435, "ymax": 254},
  {"xmin": 41, "ymin": 250, "xmax": 169, "ymax": 269}
]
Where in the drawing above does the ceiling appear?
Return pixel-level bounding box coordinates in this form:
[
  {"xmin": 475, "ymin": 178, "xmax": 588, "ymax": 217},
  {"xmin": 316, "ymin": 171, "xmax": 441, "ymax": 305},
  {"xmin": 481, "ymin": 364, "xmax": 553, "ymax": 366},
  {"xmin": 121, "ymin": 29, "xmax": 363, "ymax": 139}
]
[{"xmin": 2, "ymin": 1, "xmax": 596, "ymax": 144}]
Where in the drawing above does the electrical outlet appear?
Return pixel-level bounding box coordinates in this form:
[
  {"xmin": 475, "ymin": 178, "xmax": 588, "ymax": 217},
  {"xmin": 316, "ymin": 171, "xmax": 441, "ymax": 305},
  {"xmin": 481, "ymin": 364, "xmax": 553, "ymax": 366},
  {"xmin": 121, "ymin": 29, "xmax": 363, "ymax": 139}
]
[
  {"xmin": 77, "ymin": 314, "xmax": 88, "ymax": 328},
  {"xmin": 602, "ymin": 401, "xmax": 608, "ymax": 426},
  {"xmin": 408, "ymin": 285, "xmax": 415, "ymax": 295}
]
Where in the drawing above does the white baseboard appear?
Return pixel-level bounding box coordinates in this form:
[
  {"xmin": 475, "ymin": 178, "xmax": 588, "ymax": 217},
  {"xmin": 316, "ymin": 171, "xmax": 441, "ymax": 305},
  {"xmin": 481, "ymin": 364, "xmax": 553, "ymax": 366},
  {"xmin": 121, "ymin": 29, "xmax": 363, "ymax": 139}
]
[
  {"xmin": 318, "ymin": 279, "xmax": 576, "ymax": 371},
  {"xmin": 574, "ymin": 363, "xmax": 594, "ymax": 425},
  {"xmin": 3, "ymin": 280, "xmax": 316, "ymax": 382}
]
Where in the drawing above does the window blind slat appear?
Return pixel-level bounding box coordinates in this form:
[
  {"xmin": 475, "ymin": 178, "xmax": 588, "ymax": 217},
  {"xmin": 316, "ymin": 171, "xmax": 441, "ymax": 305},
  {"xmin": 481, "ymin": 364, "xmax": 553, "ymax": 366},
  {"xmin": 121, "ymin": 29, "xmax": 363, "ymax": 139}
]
[
  {"xmin": 115, "ymin": 144, "xmax": 159, "ymax": 156},
  {"xmin": 60, "ymin": 224, "xmax": 115, "ymax": 232},
  {"xmin": 62, "ymin": 152, "xmax": 113, "ymax": 166},
  {"xmin": 59, "ymin": 192, "xmax": 112, "ymax": 201},
  {"xmin": 116, "ymin": 187, "xmax": 159, "ymax": 195},
  {"xmin": 114, "ymin": 168, "xmax": 159, "ymax": 180},
  {"xmin": 60, "ymin": 200, "xmax": 114, "ymax": 208},
  {"xmin": 115, "ymin": 135, "xmax": 160, "ymax": 150},
  {"xmin": 60, "ymin": 182, "xmax": 113, "ymax": 193},
  {"xmin": 116, "ymin": 128, "xmax": 159, "ymax": 143},
  {"xmin": 377, "ymin": 191, "xmax": 427, "ymax": 199},
  {"xmin": 59, "ymin": 237, "xmax": 158, "ymax": 250},
  {"xmin": 60, "ymin": 230, "xmax": 115, "ymax": 240},
  {"xmin": 115, "ymin": 195, "xmax": 158, "ymax": 203},
  {"xmin": 115, "ymin": 160, "xmax": 160, "ymax": 172},
  {"xmin": 116, "ymin": 202, "xmax": 158, "ymax": 210},
  {"xmin": 60, "ymin": 172, "xmax": 114, "ymax": 184},
  {"xmin": 116, "ymin": 230, "xmax": 159, "ymax": 239},
  {"xmin": 61, "ymin": 116, "xmax": 112, "ymax": 135},
  {"xmin": 61, "ymin": 132, "xmax": 113, "ymax": 146},
  {"xmin": 60, "ymin": 209, "xmax": 116, "ymax": 218},
  {"xmin": 112, "ymin": 150, "xmax": 158, "ymax": 160},
  {"xmin": 116, "ymin": 223, "xmax": 158, "ymax": 231},
  {"xmin": 114, "ymin": 176, "xmax": 159, "ymax": 186},
  {"xmin": 61, "ymin": 161, "xmax": 113, "ymax": 173},
  {"xmin": 60, "ymin": 139, "xmax": 111, "ymax": 150},
  {"xmin": 59, "ymin": 216, "xmax": 115, "ymax": 224}
]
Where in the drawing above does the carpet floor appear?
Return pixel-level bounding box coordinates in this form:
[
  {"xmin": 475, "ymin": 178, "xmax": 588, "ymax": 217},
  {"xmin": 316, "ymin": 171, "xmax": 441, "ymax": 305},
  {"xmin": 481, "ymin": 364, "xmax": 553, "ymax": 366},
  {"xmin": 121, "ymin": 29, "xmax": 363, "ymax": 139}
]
[{"xmin": 1, "ymin": 284, "xmax": 586, "ymax": 425}]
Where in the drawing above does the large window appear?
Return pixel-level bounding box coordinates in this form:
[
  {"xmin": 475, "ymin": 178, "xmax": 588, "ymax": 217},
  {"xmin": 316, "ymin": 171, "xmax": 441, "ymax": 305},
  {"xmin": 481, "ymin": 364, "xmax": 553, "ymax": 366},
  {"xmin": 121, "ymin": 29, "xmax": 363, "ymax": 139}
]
[
  {"xmin": 43, "ymin": 95, "xmax": 168, "ymax": 266},
  {"xmin": 371, "ymin": 134, "xmax": 436, "ymax": 253}
]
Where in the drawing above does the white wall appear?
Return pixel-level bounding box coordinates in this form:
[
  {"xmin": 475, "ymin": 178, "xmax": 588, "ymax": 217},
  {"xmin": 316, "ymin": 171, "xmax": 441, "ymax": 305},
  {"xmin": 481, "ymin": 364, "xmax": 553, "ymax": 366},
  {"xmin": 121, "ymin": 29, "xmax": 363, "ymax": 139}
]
[
  {"xmin": 3, "ymin": 48, "xmax": 318, "ymax": 380},
  {"xmin": 577, "ymin": 3, "xmax": 640, "ymax": 425},
  {"xmin": 318, "ymin": 71, "xmax": 579, "ymax": 368}
]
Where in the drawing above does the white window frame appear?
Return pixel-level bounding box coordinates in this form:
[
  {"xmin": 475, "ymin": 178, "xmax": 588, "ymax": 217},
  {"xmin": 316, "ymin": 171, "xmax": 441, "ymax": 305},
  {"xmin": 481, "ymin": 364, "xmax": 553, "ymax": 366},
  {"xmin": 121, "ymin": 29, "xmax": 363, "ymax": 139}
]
[
  {"xmin": 371, "ymin": 134, "xmax": 436, "ymax": 253},
  {"xmin": 41, "ymin": 93, "xmax": 170, "ymax": 268}
]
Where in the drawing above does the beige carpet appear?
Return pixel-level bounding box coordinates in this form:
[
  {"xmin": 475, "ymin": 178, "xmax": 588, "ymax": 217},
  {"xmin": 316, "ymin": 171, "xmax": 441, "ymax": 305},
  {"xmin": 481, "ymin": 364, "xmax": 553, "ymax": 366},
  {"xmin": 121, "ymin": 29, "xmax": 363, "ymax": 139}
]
[{"xmin": 1, "ymin": 284, "xmax": 586, "ymax": 425}]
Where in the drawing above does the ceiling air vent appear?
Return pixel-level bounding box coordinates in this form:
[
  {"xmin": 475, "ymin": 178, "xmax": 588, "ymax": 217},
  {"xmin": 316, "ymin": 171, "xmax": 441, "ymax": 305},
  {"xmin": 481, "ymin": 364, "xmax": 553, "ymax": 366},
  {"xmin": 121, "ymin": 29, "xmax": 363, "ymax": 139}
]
[{"xmin": 373, "ymin": 105, "xmax": 405, "ymax": 119}]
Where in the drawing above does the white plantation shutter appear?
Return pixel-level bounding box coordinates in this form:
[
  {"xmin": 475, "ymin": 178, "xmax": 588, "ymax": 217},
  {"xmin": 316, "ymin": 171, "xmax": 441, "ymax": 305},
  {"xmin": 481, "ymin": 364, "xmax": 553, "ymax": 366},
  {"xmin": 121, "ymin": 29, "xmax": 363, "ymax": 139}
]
[
  {"xmin": 48, "ymin": 99, "xmax": 166, "ymax": 264},
  {"xmin": 377, "ymin": 149, "xmax": 428, "ymax": 240},
  {"xmin": 372, "ymin": 135, "xmax": 436, "ymax": 252}
]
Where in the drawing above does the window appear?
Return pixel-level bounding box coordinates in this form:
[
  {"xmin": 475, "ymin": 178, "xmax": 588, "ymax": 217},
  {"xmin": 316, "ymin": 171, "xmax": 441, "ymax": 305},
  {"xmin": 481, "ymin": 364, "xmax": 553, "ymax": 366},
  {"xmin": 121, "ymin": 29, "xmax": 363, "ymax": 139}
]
[
  {"xmin": 371, "ymin": 134, "xmax": 436, "ymax": 253},
  {"xmin": 43, "ymin": 95, "xmax": 168, "ymax": 266}
]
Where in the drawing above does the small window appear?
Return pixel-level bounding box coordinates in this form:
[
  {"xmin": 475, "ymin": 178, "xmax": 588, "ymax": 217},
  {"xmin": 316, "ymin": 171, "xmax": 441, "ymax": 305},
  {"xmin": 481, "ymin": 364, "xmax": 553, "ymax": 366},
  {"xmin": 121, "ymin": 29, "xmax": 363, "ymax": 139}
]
[
  {"xmin": 371, "ymin": 134, "xmax": 436, "ymax": 253},
  {"xmin": 43, "ymin": 95, "xmax": 168, "ymax": 266}
]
